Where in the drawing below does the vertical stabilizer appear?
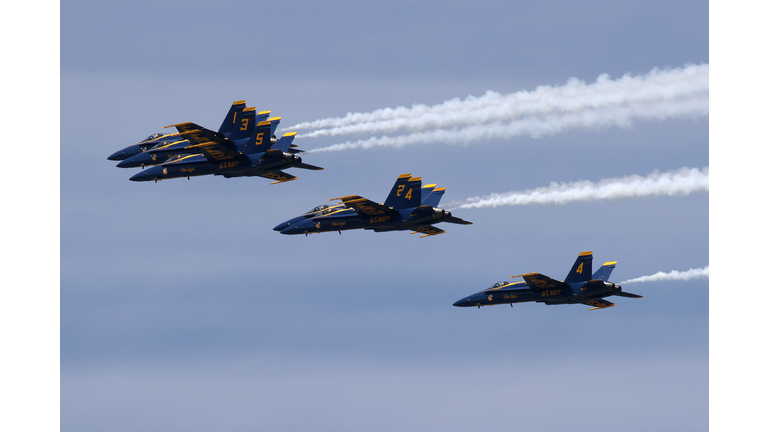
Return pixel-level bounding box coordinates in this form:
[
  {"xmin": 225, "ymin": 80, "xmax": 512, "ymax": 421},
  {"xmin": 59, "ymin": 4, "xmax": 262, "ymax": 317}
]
[
  {"xmin": 272, "ymin": 132, "xmax": 297, "ymax": 152},
  {"xmin": 241, "ymin": 119, "xmax": 276, "ymax": 154},
  {"xmin": 392, "ymin": 176, "xmax": 422, "ymax": 209},
  {"xmin": 592, "ymin": 261, "xmax": 617, "ymax": 281},
  {"xmin": 217, "ymin": 100, "xmax": 247, "ymax": 136},
  {"xmin": 422, "ymin": 186, "xmax": 446, "ymax": 207},
  {"xmin": 564, "ymin": 251, "xmax": 593, "ymax": 283},
  {"xmin": 227, "ymin": 107, "xmax": 257, "ymax": 141},
  {"xmin": 383, "ymin": 174, "xmax": 412, "ymax": 208}
]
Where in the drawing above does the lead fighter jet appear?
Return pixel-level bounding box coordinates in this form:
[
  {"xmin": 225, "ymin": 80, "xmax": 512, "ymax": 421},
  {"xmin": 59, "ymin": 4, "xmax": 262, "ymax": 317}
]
[
  {"xmin": 275, "ymin": 174, "xmax": 472, "ymax": 237},
  {"xmin": 108, "ymin": 100, "xmax": 248, "ymax": 162},
  {"xmin": 453, "ymin": 251, "xmax": 642, "ymax": 310}
]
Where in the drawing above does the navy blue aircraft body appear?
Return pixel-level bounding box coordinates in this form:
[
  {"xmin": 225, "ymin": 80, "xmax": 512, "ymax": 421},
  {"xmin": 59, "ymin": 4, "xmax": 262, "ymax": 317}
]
[
  {"xmin": 108, "ymin": 100, "xmax": 248, "ymax": 162},
  {"xmin": 129, "ymin": 118, "xmax": 322, "ymax": 183},
  {"xmin": 275, "ymin": 174, "xmax": 472, "ymax": 237},
  {"xmin": 453, "ymin": 252, "xmax": 642, "ymax": 310},
  {"xmin": 116, "ymin": 102, "xmax": 266, "ymax": 168}
]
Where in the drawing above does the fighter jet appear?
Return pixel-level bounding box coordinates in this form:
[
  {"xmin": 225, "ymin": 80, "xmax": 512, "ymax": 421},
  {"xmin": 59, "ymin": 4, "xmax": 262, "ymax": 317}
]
[
  {"xmin": 108, "ymin": 100, "xmax": 247, "ymax": 162},
  {"xmin": 128, "ymin": 118, "xmax": 322, "ymax": 183},
  {"xmin": 115, "ymin": 101, "xmax": 266, "ymax": 168},
  {"xmin": 275, "ymin": 174, "xmax": 472, "ymax": 237},
  {"xmin": 453, "ymin": 251, "xmax": 642, "ymax": 310}
]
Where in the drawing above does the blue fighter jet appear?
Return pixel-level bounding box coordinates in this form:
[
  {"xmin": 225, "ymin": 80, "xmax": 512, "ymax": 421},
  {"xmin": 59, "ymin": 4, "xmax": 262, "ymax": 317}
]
[
  {"xmin": 116, "ymin": 101, "xmax": 263, "ymax": 168},
  {"xmin": 108, "ymin": 100, "xmax": 247, "ymax": 162},
  {"xmin": 129, "ymin": 118, "xmax": 322, "ymax": 183},
  {"xmin": 453, "ymin": 252, "xmax": 642, "ymax": 310},
  {"xmin": 275, "ymin": 174, "xmax": 472, "ymax": 237}
]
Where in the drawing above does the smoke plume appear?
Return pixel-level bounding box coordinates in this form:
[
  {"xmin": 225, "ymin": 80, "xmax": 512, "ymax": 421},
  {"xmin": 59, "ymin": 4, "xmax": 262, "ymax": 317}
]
[
  {"xmin": 447, "ymin": 167, "xmax": 708, "ymax": 209},
  {"xmin": 620, "ymin": 266, "xmax": 709, "ymax": 284},
  {"xmin": 296, "ymin": 64, "xmax": 708, "ymax": 153}
]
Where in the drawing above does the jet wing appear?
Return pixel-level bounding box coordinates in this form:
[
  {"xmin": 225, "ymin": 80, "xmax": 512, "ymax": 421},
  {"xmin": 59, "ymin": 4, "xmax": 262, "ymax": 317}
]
[
  {"xmin": 257, "ymin": 171, "xmax": 298, "ymax": 184},
  {"xmin": 165, "ymin": 121, "xmax": 214, "ymax": 135},
  {"xmin": 175, "ymin": 129, "xmax": 242, "ymax": 162},
  {"xmin": 510, "ymin": 273, "xmax": 570, "ymax": 291},
  {"xmin": 410, "ymin": 225, "xmax": 445, "ymax": 238},
  {"xmin": 330, "ymin": 195, "xmax": 399, "ymax": 218},
  {"xmin": 580, "ymin": 298, "xmax": 616, "ymax": 310}
]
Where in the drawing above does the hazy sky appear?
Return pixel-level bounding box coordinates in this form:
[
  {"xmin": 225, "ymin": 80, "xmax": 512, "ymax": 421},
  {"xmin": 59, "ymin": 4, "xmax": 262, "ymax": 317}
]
[{"xmin": 54, "ymin": 1, "xmax": 716, "ymax": 430}]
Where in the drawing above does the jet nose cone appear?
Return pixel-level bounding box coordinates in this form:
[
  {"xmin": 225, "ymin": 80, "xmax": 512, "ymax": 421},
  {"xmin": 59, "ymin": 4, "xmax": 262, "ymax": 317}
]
[
  {"xmin": 280, "ymin": 224, "xmax": 301, "ymax": 235},
  {"xmin": 108, "ymin": 151, "xmax": 125, "ymax": 161},
  {"xmin": 129, "ymin": 168, "xmax": 160, "ymax": 182},
  {"xmin": 280, "ymin": 219, "xmax": 313, "ymax": 235},
  {"xmin": 116, "ymin": 159, "xmax": 132, "ymax": 168},
  {"xmin": 273, "ymin": 221, "xmax": 291, "ymax": 231},
  {"xmin": 453, "ymin": 297, "xmax": 471, "ymax": 307}
]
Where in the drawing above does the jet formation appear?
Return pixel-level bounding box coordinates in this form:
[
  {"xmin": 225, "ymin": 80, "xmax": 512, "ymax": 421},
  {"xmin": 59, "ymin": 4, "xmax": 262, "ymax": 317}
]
[
  {"xmin": 275, "ymin": 174, "xmax": 472, "ymax": 237},
  {"xmin": 110, "ymin": 103, "xmax": 641, "ymax": 313},
  {"xmin": 453, "ymin": 251, "xmax": 642, "ymax": 310},
  {"xmin": 107, "ymin": 100, "xmax": 322, "ymax": 184}
]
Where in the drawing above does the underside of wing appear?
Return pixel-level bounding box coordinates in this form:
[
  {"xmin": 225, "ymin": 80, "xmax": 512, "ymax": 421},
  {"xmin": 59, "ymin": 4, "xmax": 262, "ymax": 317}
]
[
  {"xmin": 510, "ymin": 273, "xmax": 570, "ymax": 291},
  {"xmin": 410, "ymin": 225, "xmax": 445, "ymax": 238},
  {"xmin": 330, "ymin": 195, "xmax": 399, "ymax": 218},
  {"xmin": 580, "ymin": 298, "xmax": 616, "ymax": 310}
]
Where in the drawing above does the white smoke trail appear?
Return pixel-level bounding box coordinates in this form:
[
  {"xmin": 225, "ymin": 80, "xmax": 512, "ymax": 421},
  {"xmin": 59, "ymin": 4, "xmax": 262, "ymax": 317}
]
[
  {"xmin": 620, "ymin": 266, "xmax": 709, "ymax": 284},
  {"xmin": 297, "ymin": 64, "xmax": 708, "ymax": 153},
  {"xmin": 447, "ymin": 166, "xmax": 708, "ymax": 209}
]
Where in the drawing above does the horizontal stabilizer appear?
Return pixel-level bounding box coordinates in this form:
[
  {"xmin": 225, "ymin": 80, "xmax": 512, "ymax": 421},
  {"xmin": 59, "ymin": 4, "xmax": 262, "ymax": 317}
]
[
  {"xmin": 410, "ymin": 225, "xmax": 445, "ymax": 238},
  {"xmin": 294, "ymin": 162, "xmax": 324, "ymax": 170},
  {"xmin": 258, "ymin": 170, "xmax": 297, "ymax": 184},
  {"xmin": 580, "ymin": 298, "xmax": 615, "ymax": 310},
  {"xmin": 443, "ymin": 215, "xmax": 472, "ymax": 225},
  {"xmin": 613, "ymin": 291, "xmax": 643, "ymax": 298}
]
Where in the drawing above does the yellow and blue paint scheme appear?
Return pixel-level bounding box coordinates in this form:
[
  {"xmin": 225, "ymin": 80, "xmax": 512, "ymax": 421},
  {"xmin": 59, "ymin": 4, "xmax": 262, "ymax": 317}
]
[
  {"xmin": 453, "ymin": 252, "xmax": 642, "ymax": 310},
  {"xmin": 128, "ymin": 121, "xmax": 322, "ymax": 183},
  {"xmin": 109, "ymin": 100, "xmax": 248, "ymax": 162},
  {"xmin": 275, "ymin": 174, "xmax": 472, "ymax": 237}
]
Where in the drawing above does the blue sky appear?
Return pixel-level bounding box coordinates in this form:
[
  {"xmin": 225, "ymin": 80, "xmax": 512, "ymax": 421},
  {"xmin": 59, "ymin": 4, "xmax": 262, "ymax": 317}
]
[{"xmin": 8, "ymin": 0, "xmax": 748, "ymax": 430}]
